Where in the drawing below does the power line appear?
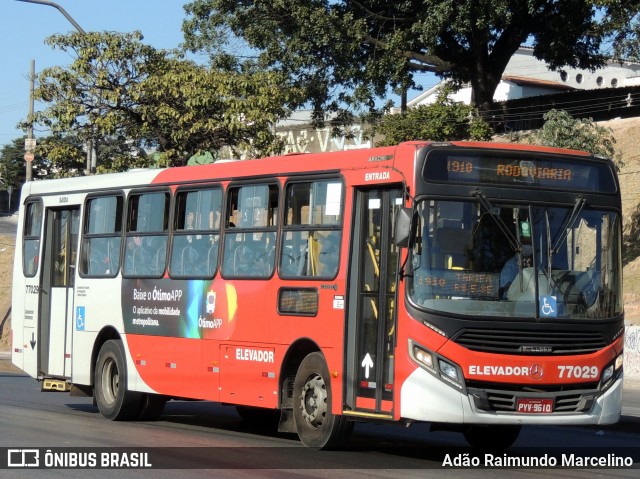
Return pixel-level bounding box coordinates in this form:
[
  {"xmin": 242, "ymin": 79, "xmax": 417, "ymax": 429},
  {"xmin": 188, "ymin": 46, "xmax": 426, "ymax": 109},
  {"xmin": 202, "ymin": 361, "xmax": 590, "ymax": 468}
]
[{"xmin": 0, "ymin": 101, "xmax": 28, "ymax": 114}]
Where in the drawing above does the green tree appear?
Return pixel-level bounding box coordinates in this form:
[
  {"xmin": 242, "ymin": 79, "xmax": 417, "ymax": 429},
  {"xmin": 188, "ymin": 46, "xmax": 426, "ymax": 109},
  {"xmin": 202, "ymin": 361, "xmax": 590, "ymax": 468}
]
[
  {"xmin": 182, "ymin": 0, "xmax": 639, "ymax": 119},
  {"xmin": 92, "ymin": 137, "xmax": 153, "ymax": 173},
  {"xmin": 0, "ymin": 137, "xmax": 53, "ymax": 186},
  {"xmin": 30, "ymin": 31, "xmax": 294, "ymax": 169},
  {"xmin": 605, "ymin": 0, "xmax": 640, "ymax": 62},
  {"xmin": 136, "ymin": 56, "xmax": 293, "ymax": 164},
  {"xmin": 34, "ymin": 135, "xmax": 86, "ymax": 178},
  {"xmin": 0, "ymin": 139, "xmax": 28, "ymax": 189},
  {"xmin": 369, "ymin": 86, "xmax": 493, "ymax": 145},
  {"xmin": 0, "ymin": 135, "xmax": 145, "ymax": 184},
  {"xmin": 531, "ymin": 109, "xmax": 624, "ymax": 167},
  {"xmin": 530, "ymin": 109, "xmax": 640, "ymax": 264}
]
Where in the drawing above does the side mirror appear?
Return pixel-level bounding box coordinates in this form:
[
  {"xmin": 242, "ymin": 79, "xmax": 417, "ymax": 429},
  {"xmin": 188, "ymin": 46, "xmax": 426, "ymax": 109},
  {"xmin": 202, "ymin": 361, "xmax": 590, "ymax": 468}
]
[{"xmin": 394, "ymin": 207, "xmax": 413, "ymax": 247}]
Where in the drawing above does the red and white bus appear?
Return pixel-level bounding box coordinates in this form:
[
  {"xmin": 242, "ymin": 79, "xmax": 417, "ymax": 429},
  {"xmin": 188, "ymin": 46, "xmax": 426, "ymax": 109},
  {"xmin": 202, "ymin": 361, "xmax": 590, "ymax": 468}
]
[{"xmin": 11, "ymin": 141, "xmax": 624, "ymax": 448}]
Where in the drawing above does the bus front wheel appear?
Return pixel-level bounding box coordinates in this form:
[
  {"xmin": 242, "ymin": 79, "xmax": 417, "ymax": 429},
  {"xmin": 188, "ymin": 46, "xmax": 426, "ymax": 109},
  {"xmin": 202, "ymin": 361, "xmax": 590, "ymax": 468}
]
[
  {"xmin": 293, "ymin": 352, "xmax": 353, "ymax": 449},
  {"xmin": 94, "ymin": 340, "xmax": 141, "ymax": 421}
]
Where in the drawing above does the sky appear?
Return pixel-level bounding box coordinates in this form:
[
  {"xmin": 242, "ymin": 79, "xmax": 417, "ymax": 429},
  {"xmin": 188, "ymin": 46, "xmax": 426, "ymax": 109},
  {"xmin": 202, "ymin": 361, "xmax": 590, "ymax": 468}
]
[
  {"xmin": 0, "ymin": 0, "xmax": 434, "ymax": 151},
  {"xmin": 0, "ymin": 0, "xmax": 188, "ymax": 148}
]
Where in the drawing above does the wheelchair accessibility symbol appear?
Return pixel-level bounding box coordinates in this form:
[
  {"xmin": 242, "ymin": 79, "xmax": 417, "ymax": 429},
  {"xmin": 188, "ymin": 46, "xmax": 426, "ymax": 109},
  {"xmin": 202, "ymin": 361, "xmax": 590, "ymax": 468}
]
[
  {"xmin": 539, "ymin": 295, "xmax": 557, "ymax": 317},
  {"xmin": 75, "ymin": 306, "xmax": 86, "ymax": 331}
]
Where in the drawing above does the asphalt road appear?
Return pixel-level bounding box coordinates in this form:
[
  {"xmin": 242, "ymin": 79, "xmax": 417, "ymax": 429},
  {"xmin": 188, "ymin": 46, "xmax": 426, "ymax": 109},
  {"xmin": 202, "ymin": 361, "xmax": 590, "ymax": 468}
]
[
  {"xmin": 1, "ymin": 214, "xmax": 638, "ymax": 477},
  {"xmin": 0, "ymin": 364, "xmax": 639, "ymax": 478}
]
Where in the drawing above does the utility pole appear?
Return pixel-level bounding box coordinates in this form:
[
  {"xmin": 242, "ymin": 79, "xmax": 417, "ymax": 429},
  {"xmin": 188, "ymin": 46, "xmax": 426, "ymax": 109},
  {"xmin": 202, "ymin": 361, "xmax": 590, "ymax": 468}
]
[
  {"xmin": 24, "ymin": 60, "xmax": 36, "ymax": 182},
  {"xmin": 16, "ymin": 0, "xmax": 91, "ymax": 177}
]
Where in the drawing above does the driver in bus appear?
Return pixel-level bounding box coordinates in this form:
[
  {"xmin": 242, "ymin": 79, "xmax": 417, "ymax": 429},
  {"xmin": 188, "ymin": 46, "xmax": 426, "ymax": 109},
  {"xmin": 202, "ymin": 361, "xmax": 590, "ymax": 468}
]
[{"xmin": 499, "ymin": 219, "xmax": 533, "ymax": 298}]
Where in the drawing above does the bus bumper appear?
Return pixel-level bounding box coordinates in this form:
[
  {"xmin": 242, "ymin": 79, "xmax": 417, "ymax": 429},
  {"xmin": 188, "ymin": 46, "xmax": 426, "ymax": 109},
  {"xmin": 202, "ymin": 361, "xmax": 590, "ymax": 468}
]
[{"xmin": 400, "ymin": 367, "xmax": 623, "ymax": 425}]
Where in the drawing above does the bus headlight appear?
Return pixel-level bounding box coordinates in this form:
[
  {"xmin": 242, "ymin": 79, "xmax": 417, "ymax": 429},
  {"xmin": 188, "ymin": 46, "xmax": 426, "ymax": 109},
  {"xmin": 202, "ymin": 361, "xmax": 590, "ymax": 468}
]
[
  {"xmin": 601, "ymin": 353, "xmax": 624, "ymax": 389},
  {"xmin": 438, "ymin": 359, "xmax": 462, "ymax": 388},
  {"xmin": 409, "ymin": 340, "xmax": 465, "ymax": 390},
  {"xmin": 615, "ymin": 353, "xmax": 624, "ymax": 371},
  {"xmin": 412, "ymin": 344, "xmax": 435, "ymax": 371},
  {"xmin": 438, "ymin": 359, "xmax": 458, "ymax": 380}
]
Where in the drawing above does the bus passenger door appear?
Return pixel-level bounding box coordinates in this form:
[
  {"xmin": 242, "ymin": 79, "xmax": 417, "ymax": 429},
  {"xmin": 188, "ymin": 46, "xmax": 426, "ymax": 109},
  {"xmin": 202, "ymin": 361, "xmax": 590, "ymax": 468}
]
[
  {"xmin": 39, "ymin": 207, "xmax": 80, "ymax": 378},
  {"xmin": 345, "ymin": 187, "xmax": 402, "ymax": 418}
]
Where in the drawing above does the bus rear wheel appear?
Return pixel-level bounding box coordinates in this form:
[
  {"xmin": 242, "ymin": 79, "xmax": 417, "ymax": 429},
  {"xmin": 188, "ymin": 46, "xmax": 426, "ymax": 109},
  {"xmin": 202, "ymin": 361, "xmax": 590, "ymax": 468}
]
[
  {"xmin": 463, "ymin": 424, "xmax": 521, "ymax": 450},
  {"xmin": 94, "ymin": 339, "xmax": 141, "ymax": 421},
  {"xmin": 293, "ymin": 352, "xmax": 353, "ymax": 449}
]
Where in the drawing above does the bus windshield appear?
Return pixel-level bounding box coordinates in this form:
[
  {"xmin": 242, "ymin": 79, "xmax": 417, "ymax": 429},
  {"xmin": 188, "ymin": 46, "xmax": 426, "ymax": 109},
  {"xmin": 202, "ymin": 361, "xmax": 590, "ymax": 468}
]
[{"xmin": 408, "ymin": 199, "xmax": 622, "ymax": 320}]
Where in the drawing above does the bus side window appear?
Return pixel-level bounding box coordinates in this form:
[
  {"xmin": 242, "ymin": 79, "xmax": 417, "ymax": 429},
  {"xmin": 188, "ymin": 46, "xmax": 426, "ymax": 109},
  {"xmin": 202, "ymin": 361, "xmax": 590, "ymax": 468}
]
[
  {"xmin": 23, "ymin": 201, "xmax": 43, "ymax": 277},
  {"xmin": 80, "ymin": 195, "xmax": 123, "ymax": 277},
  {"xmin": 169, "ymin": 187, "xmax": 222, "ymax": 278},
  {"xmin": 221, "ymin": 184, "xmax": 278, "ymax": 279},
  {"xmin": 318, "ymin": 230, "xmax": 340, "ymax": 277},
  {"xmin": 280, "ymin": 180, "xmax": 342, "ymax": 279},
  {"xmin": 123, "ymin": 191, "xmax": 169, "ymax": 278}
]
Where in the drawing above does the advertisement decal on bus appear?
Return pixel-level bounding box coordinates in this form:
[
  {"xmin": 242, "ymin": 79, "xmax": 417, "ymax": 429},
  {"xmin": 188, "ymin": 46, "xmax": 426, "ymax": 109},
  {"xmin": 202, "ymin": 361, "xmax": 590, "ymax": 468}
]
[{"xmin": 121, "ymin": 279, "xmax": 237, "ymax": 339}]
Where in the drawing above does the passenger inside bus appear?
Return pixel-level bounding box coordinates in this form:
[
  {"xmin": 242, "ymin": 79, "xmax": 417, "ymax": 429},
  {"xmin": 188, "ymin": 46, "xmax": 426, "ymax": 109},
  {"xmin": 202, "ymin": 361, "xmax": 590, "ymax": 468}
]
[
  {"xmin": 318, "ymin": 231, "xmax": 340, "ymax": 277},
  {"xmin": 134, "ymin": 236, "xmax": 167, "ymax": 276},
  {"xmin": 179, "ymin": 209, "xmax": 202, "ymax": 275},
  {"xmin": 86, "ymin": 237, "xmax": 118, "ymax": 275},
  {"xmin": 233, "ymin": 243, "xmax": 256, "ymax": 275}
]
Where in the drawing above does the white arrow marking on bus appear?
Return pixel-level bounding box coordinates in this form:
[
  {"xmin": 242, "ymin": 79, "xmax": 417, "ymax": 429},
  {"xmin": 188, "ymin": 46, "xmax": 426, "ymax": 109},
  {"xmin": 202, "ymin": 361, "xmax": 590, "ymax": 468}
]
[{"xmin": 361, "ymin": 353, "xmax": 374, "ymax": 379}]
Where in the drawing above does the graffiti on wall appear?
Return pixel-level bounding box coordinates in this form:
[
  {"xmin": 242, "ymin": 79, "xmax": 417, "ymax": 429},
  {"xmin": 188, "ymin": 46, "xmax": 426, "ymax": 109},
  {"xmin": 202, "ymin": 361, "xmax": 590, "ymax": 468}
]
[
  {"xmin": 276, "ymin": 124, "xmax": 372, "ymax": 154},
  {"xmin": 624, "ymin": 325, "xmax": 640, "ymax": 377}
]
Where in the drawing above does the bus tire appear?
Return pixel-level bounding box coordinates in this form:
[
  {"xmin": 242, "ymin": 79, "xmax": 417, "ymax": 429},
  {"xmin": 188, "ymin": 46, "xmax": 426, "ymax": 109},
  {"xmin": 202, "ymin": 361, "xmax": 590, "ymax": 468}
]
[
  {"xmin": 293, "ymin": 352, "xmax": 353, "ymax": 449},
  {"xmin": 463, "ymin": 424, "xmax": 521, "ymax": 450},
  {"xmin": 94, "ymin": 339, "xmax": 141, "ymax": 421}
]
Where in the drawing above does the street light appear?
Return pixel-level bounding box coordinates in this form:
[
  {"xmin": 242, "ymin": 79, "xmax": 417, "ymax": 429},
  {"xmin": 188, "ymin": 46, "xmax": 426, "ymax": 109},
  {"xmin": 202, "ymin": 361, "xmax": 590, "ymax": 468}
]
[
  {"xmin": 16, "ymin": 0, "xmax": 95, "ymax": 177},
  {"xmin": 15, "ymin": 0, "xmax": 86, "ymax": 34}
]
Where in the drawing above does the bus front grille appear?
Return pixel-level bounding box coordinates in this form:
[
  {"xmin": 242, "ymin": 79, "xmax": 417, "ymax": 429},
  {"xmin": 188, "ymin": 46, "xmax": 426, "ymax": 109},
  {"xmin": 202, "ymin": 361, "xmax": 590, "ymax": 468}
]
[
  {"xmin": 467, "ymin": 381, "xmax": 599, "ymax": 414},
  {"xmin": 454, "ymin": 329, "xmax": 607, "ymax": 355}
]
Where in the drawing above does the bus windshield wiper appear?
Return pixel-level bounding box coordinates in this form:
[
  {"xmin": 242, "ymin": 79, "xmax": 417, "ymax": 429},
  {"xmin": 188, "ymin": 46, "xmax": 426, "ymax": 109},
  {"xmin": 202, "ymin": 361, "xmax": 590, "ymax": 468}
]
[
  {"xmin": 552, "ymin": 197, "xmax": 586, "ymax": 254},
  {"xmin": 473, "ymin": 190, "xmax": 520, "ymax": 253},
  {"xmin": 544, "ymin": 209, "xmax": 553, "ymax": 289}
]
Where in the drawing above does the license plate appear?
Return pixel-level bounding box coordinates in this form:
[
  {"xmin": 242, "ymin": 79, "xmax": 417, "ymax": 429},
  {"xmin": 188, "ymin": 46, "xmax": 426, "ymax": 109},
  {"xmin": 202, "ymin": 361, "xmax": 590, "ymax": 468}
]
[{"xmin": 516, "ymin": 398, "xmax": 553, "ymax": 414}]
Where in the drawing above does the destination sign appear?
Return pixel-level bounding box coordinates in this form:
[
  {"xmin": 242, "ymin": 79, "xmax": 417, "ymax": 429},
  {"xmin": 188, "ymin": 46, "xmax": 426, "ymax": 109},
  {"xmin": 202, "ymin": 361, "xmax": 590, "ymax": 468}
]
[
  {"xmin": 413, "ymin": 269, "xmax": 499, "ymax": 299},
  {"xmin": 423, "ymin": 149, "xmax": 617, "ymax": 193}
]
